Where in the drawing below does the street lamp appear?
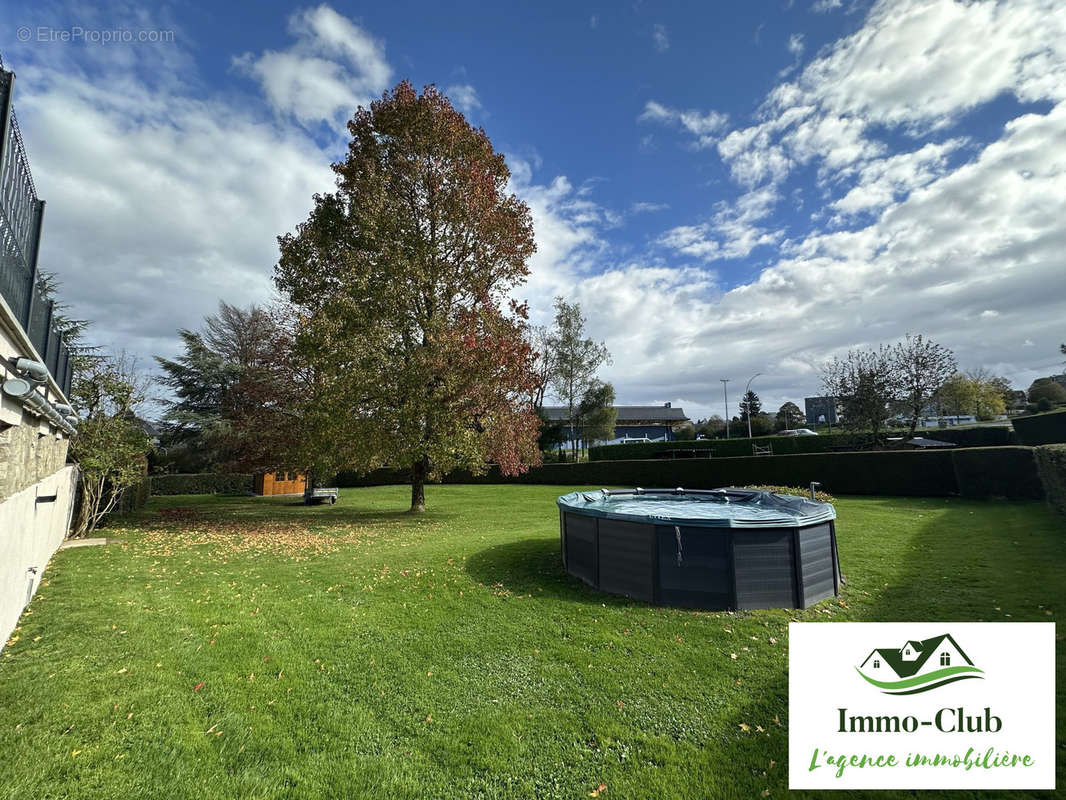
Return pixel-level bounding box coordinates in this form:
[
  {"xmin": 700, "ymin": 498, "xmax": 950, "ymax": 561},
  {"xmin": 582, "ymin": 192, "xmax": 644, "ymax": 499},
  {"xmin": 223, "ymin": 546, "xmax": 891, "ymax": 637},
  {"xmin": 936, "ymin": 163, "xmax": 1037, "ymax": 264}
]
[
  {"xmin": 744, "ymin": 372, "xmax": 763, "ymax": 439},
  {"xmin": 720, "ymin": 379, "xmax": 730, "ymax": 439}
]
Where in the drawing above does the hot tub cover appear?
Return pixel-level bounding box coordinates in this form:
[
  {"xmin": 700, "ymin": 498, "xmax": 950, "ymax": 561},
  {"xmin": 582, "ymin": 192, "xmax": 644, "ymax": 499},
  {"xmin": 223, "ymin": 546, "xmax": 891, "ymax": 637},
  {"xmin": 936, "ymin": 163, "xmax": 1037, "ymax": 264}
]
[{"xmin": 556, "ymin": 487, "xmax": 836, "ymax": 528}]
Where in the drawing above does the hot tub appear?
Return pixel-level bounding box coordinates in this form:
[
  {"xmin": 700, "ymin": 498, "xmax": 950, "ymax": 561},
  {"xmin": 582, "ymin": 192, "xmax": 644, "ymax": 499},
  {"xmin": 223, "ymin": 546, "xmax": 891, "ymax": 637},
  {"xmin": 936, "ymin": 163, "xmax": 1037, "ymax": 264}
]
[{"xmin": 557, "ymin": 488, "xmax": 840, "ymax": 610}]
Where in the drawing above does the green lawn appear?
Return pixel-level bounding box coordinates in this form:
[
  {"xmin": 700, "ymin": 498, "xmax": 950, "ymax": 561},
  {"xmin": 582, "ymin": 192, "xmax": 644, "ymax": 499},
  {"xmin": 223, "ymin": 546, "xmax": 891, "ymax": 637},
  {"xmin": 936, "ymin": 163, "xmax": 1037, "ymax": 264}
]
[{"xmin": 1, "ymin": 486, "xmax": 1063, "ymax": 799}]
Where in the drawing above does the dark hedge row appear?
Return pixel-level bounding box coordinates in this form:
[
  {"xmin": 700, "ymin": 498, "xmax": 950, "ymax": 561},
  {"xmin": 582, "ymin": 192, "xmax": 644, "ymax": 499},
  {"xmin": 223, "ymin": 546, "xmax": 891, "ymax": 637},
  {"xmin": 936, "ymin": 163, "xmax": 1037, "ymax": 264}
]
[
  {"xmin": 950, "ymin": 447, "xmax": 1044, "ymax": 500},
  {"xmin": 587, "ymin": 426, "xmax": 1017, "ymax": 461},
  {"xmin": 149, "ymin": 473, "xmax": 254, "ymax": 495},
  {"xmin": 336, "ymin": 447, "xmax": 1042, "ymax": 500},
  {"xmin": 1011, "ymin": 409, "xmax": 1066, "ymax": 446},
  {"xmin": 1035, "ymin": 445, "xmax": 1066, "ymax": 514}
]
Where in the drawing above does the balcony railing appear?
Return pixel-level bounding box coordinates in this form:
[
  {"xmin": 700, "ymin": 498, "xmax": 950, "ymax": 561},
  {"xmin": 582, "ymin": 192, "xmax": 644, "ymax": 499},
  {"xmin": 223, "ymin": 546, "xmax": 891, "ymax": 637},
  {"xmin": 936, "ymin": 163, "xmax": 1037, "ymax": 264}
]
[{"xmin": 0, "ymin": 60, "xmax": 72, "ymax": 398}]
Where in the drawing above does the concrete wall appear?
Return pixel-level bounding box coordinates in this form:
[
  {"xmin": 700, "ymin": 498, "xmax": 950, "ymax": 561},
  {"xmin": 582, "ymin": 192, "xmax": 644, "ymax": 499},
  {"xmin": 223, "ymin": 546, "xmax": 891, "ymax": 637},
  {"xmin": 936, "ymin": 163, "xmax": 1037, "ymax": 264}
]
[{"xmin": 0, "ymin": 465, "xmax": 77, "ymax": 650}]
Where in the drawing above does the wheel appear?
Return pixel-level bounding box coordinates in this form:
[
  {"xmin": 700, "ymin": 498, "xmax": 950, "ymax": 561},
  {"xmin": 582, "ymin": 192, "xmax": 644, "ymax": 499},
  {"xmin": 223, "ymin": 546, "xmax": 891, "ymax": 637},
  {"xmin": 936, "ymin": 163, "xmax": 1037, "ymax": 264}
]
[{"xmin": 329, "ymin": 496, "xmax": 337, "ymax": 505}]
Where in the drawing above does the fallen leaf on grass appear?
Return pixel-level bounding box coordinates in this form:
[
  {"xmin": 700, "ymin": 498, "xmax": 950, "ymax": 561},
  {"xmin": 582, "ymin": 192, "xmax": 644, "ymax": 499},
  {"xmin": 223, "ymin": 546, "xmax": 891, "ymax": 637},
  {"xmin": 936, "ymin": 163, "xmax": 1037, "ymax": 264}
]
[
  {"xmin": 590, "ymin": 783, "xmax": 607, "ymax": 797},
  {"xmin": 194, "ymin": 682, "xmax": 204, "ymax": 692},
  {"xmin": 739, "ymin": 723, "xmax": 751, "ymax": 732}
]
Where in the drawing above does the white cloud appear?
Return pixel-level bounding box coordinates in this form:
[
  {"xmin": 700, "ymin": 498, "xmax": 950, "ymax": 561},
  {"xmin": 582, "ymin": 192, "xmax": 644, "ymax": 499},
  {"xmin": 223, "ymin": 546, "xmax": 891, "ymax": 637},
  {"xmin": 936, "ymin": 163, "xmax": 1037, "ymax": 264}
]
[
  {"xmin": 828, "ymin": 138, "xmax": 965, "ymax": 218},
  {"xmin": 788, "ymin": 33, "xmax": 806, "ymax": 57},
  {"xmin": 658, "ymin": 186, "xmax": 783, "ymax": 262},
  {"xmin": 631, "ymin": 201, "xmax": 670, "ymax": 214},
  {"xmin": 638, "ymin": 100, "xmax": 729, "ymax": 149},
  {"xmin": 444, "ymin": 83, "xmax": 482, "ymax": 115},
  {"xmin": 652, "ymin": 24, "xmax": 670, "ymax": 52},
  {"xmin": 233, "ymin": 4, "xmax": 391, "ymax": 126},
  {"xmin": 812, "ymin": 0, "xmax": 843, "ymax": 11},
  {"xmin": 9, "ymin": 13, "xmax": 344, "ymax": 365},
  {"xmin": 618, "ymin": 0, "xmax": 1066, "ymax": 409},
  {"xmin": 716, "ymin": 0, "xmax": 1066, "ymax": 200}
]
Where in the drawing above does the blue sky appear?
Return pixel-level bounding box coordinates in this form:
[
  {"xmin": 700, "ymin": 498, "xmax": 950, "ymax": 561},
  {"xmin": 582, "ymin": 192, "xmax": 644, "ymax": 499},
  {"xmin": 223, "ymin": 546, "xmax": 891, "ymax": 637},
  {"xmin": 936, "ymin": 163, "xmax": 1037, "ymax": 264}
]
[{"xmin": 3, "ymin": 0, "xmax": 1065, "ymax": 420}]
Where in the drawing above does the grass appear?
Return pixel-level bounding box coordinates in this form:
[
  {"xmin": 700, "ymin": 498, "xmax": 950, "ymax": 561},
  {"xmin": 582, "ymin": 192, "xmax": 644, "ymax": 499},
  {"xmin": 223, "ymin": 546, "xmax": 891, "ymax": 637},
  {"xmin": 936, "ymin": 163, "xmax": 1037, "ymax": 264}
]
[{"xmin": 1, "ymin": 486, "xmax": 1063, "ymax": 799}]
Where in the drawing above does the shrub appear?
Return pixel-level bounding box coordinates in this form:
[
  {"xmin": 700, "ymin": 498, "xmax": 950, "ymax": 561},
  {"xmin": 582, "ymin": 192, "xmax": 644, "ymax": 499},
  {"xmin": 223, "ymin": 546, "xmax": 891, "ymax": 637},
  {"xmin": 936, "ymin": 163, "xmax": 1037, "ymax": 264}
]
[
  {"xmin": 1011, "ymin": 408, "xmax": 1066, "ymax": 446},
  {"xmin": 1035, "ymin": 445, "xmax": 1066, "ymax": 514},
  {"xmin": 149, "ymin": 473, "xmax": 253, "ymax": 496},
  {"xmin": 744, "ymin": 484, "xmax": 836, "ymax": 503},
  {"xmin": 950, "ymin": 447, "xmax": 1043, "ymax": 500}
]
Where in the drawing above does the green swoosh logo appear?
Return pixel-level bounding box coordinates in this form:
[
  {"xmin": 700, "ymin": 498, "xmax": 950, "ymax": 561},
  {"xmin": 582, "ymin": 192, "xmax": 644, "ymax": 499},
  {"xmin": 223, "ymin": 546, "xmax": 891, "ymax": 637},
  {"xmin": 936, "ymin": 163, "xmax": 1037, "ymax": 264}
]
[{"xmin": 856, "ymin": 665, "xmax": 984, "ymax": 694}]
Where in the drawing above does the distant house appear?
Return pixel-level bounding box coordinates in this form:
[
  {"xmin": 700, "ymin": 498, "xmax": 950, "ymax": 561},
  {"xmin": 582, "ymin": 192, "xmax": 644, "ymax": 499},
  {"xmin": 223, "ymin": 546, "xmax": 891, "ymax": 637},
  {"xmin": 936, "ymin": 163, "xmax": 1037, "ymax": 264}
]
[
  {"xmin": 917, "ymin": 414, "xmax": 976, "ymax": 428},
  {"xmin": 541, "ymin": 403, "xmax": 689, "ymax": 445},
  {"xmin": 804, "ymin": 396, "xmax": 838, "ymax": 425},
  {"xmin": 859, "ymin": 634, "xmax": 974, "ymax": 680}
]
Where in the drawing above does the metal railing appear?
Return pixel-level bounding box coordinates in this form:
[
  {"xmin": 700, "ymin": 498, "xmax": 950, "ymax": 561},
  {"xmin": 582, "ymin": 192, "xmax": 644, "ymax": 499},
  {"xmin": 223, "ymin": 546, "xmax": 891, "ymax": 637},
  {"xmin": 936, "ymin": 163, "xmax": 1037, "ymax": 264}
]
[{"xmin": 0, "ymin": 60, "xmax": 72, "ymax": 398}]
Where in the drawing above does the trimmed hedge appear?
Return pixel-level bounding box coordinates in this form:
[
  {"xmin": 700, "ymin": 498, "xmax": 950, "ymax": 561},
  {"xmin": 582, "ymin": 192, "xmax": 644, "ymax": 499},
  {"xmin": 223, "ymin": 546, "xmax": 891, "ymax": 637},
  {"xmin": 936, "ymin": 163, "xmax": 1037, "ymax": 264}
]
[
  {"xmin": 587, "ymin": 426, "xmax": 1017, "ymax": 461},
  {"xmin": 150, "ymin": 473, "xmax": 253, "ymax": 496},
  {"xmin": 336, "ymin": 448, "xmax": 1043, "ymax": 499},
  {"xmin": 950, "ymin": 447, "xmax": 1044, "ymax": 500},
  {"xmin": 1035, "ymin": 445, "xmax": 1066, "ymax": 513},
  {"xmin": 1011, "ymin": 408, "xmax": 1066, "ymax": 446},
  {"xmin": 920, "ymin": 426, "xmax": 1018, "ymax": 447}
]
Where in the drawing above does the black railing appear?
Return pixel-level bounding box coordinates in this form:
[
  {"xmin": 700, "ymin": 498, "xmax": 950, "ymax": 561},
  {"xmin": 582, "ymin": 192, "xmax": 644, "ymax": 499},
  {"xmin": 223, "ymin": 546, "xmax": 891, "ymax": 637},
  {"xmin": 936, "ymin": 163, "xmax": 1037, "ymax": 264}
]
[{"xmin": 0, "ymin": 61, "xmax": 72, "ymax": 398}]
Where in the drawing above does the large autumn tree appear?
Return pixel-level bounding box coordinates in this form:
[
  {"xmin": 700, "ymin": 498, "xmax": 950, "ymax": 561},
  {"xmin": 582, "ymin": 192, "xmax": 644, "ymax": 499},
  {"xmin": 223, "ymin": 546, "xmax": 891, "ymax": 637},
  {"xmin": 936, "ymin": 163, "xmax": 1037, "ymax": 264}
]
[{"xmin": 275, "ymin": 82, "xmax": 541, "ymax": 511}]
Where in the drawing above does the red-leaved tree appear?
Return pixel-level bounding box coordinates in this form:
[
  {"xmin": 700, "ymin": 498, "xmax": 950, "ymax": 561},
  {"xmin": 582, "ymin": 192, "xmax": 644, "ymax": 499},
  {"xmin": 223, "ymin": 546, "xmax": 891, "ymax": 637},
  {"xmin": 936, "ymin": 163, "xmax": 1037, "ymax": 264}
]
[{"xmin": 275, "ymin": 81, "xmax": 541, "ymax": 511}]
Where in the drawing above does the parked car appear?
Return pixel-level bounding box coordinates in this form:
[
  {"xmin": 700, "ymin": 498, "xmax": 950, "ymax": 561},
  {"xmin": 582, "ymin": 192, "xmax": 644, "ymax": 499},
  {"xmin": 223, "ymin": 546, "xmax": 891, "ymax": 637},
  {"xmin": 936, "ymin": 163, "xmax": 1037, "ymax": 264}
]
[
  {"xmin": 618, "ymin": 436, "xmax": 652, "ymax": 444},
  {"xmin": 780, "ymin": 428, "xmax": 818, "ymax": 436}
]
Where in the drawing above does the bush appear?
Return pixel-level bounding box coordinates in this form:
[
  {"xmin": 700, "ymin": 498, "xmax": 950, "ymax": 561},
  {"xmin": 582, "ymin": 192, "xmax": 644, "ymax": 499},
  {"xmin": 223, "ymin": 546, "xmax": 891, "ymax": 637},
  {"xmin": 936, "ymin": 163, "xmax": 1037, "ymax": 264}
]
[
  {"xmin": 950, "ymin": 447, "xmax": 1043, "ymax": 500},
  {"xmin": 1035, "ymin": 445, "xmax": 1066, "ymax": 514},
  {"xmin": 1011, "ymin": 408, "xmax": 1066, "ymax": 446},
  {"xmin": 150, "ymin": 473, "xmax": 253, "ymax": 496}
]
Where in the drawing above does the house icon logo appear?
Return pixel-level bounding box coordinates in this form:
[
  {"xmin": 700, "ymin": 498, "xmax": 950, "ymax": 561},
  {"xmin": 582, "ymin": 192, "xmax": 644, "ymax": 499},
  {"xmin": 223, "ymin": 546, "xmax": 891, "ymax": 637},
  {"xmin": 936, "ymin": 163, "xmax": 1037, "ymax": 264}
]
[{"xmin": 857, "ymin": 633, "xmax": 984, "ymax": 695}]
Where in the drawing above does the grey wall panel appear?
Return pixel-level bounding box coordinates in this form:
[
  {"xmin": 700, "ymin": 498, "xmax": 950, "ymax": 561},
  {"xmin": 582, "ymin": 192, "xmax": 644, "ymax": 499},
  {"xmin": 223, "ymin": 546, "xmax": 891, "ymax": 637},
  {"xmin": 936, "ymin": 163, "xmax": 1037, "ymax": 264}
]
[
  {"xmin": 656, "ymin": 526, "xmax": 732, "ymax": 608},
  {"xmin": 798, "ymin": 523, "xmax": 835, "ymax": 607},
  {"xmin": 733, "ymin": 530, "xmax": 796, "ymax": 609},
  {"xmin": 564, "ymin": 513, "xmax": 598, "ymax": 586},
  {"xmin": 597, "ymin": 519, "xmax": 654, "ymax": 602}
]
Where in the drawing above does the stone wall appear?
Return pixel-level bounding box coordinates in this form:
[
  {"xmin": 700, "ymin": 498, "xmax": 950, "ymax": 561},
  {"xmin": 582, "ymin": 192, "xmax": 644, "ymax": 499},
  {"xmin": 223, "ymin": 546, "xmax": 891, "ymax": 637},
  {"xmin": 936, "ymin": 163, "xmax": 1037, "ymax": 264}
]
[{"xmin": 0, "ymin": 422, "xmax": 71, "ymax": 503}]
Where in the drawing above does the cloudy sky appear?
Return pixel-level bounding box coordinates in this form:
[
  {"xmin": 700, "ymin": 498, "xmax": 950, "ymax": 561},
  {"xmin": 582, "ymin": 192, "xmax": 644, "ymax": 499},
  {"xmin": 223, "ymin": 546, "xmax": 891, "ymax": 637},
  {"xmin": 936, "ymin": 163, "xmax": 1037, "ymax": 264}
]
[{"xmin": 4, "ymin": 0, "xmax": 1065, "ymax": 420}]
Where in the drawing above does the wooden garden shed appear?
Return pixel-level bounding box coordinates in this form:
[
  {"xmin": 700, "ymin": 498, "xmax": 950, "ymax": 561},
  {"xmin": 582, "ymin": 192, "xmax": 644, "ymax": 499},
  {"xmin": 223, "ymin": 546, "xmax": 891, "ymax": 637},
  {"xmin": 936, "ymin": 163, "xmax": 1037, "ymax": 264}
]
[{"xmin": 253, "ymin": 471, "xmax": 307, "ymax": 496}]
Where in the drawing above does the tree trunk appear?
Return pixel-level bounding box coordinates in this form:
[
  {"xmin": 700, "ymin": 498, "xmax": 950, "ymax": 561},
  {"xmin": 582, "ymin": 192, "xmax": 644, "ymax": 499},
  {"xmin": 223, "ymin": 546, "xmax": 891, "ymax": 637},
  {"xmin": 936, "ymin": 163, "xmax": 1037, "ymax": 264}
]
[{"xmin": 409, "ymin": 457, "xmax": 428, "ymax": 513}]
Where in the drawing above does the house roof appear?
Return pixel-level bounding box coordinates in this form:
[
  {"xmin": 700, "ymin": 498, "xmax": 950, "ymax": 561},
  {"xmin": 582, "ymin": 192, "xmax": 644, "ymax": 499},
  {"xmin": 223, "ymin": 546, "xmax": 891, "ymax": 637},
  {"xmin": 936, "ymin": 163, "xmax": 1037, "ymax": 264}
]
[
  {"xmin": 541, "ymin": 404, "xmax": 689, "ymax": 423},
  {"xmin": 863, "ymin": 634, "xmax": 973, "ymax": 678}
]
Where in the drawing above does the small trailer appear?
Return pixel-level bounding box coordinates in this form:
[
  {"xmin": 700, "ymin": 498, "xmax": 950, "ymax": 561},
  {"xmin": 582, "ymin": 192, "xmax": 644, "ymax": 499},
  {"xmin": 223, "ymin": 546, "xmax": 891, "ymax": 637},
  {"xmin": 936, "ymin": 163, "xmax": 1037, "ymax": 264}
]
[{"xmin": 303, "ymin": 486, "xmax": 339, "ymax": 505}]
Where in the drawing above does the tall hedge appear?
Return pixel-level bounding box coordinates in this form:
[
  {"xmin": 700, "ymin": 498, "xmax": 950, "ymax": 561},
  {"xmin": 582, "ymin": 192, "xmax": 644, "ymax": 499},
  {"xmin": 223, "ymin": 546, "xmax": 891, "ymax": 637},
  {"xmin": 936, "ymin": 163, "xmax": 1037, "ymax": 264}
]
[
  {"xmin": 1035, "ymin": 445, "xmax": 1066, "ymax": 513},
  {"xmin": 150, "ymin": 473, "xmax": 253, "ymax": 496},
  {"xmin": 950, "ymin": 447, "xmax": 1044, "ymax": 500},
  {"xmin": 1011, "ymin": 408, "xmax": 1066, "ymax": 446},
  {"xmin": 587, "ymin": 426, "xmax": 1016, "ymax": 461},
  {"xmin": 335, "ymin": 448, "xmax": 1042, "ymax": 499}
]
